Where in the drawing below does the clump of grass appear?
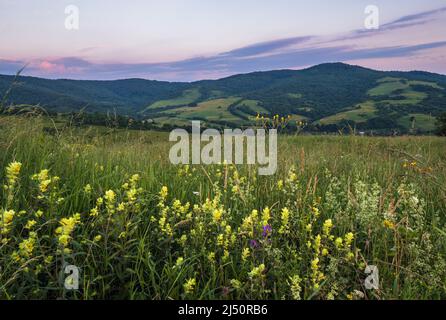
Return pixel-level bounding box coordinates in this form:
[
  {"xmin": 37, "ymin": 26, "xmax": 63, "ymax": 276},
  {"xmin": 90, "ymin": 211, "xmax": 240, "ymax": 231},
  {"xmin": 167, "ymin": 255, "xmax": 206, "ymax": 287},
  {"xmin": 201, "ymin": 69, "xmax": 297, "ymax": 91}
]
[{"xmin": 0, "ymin": 116, "xmax": 445, "ymax": 299}]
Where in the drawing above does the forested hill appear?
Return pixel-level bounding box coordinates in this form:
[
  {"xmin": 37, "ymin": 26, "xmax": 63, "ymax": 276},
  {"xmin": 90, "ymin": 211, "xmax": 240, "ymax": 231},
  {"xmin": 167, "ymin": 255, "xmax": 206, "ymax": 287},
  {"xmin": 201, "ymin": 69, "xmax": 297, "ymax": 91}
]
[{"xmin": 1, "ymin": 63, "xmax": 446, "ymax": 132}]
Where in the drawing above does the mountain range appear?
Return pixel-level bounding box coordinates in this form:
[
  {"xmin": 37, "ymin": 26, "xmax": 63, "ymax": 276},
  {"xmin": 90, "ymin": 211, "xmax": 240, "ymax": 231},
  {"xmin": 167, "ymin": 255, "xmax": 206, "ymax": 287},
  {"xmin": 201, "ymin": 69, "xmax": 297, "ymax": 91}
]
[{"xmin": 1, "ymin": 63, "xmax": 446, "ymax": 132}]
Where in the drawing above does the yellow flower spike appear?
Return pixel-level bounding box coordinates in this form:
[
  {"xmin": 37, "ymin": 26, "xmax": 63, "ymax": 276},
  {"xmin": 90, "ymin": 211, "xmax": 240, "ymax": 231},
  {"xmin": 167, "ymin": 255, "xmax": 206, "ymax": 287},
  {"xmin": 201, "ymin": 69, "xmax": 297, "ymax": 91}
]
[
  {"xmin": 6, "ymin": 161, "xmax": 22, "ymax": 185},
  {"xmin": 306, "ymin": 223, "xmax": 312, "ymax": 232},
  {"xmin": 311, "ymin": 258, "xmax": 319, "ymax": 271},
  {"xmin": 213, "ymin": 208, "xmax": 223, "ymax": 223},
  {"xmin": 207, "ymin": 252, "xmax": 216, "ymax": 263},
  {"xmin": 383, "ymin": 219, "xmax": 395, "ymax": 230},
  {"xmin": 279, "ymin": 207, "xmax": 290, "ymax": 234},
  {"xmin": 104, "ymin": 190, "xmax": 116, "ymax": 203},
  {"xmin": 25, "ymin": 220, "xmax": 37, "ymax": 230},
  {"xmin": 248, "ymin": 264, "xmax": 266, "ymax": 278},
  {"xmin": 176, "ymin": 257, "xmax": 184, "ymax": 267},
  {"xmin": 160, "ymin": 186, "xmax": 168, "ymax": 199},
  {"xmin": 262, "ymin": 207, "xmax": 271, "ymax": 226},
  {"xmin": 241, "ymin": 247, "xmax": 250, "ymax": 262},
  {"xmin": 344, "ymin": 232, "xmax": 354, "ymax": 247},
  {"xmin": 322, "ymin": 219, "xmax": 333, "ymax": 235},
  {"xmin": 84, "ymin": 184, "xmax": 92, "ymax": 193},
  {"xmin": 0, "ymin": 209, "xmax": 15, "ymax": 235},
  {"xmin": 335, "ymin": 237, "xmax": 343, "ymax": 248},
  {"xmin": 183, "ymin": 278, "xmax": 196, "ymax": 295}
]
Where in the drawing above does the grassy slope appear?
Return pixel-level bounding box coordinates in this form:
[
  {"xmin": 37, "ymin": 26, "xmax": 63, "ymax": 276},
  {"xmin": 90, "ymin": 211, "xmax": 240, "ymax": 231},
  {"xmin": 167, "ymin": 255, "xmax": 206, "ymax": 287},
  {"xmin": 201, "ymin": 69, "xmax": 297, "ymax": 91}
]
[
  {"xmin": 1, "ymin": 117, "xmax": 446, "ymax": 299},
  {"xmin": 318, "ymin": 102, "xmax": 377, "ymax": 125},
  {"xmin": 144, "ymin": 88, "xmax": 201, "ymax": 110}
]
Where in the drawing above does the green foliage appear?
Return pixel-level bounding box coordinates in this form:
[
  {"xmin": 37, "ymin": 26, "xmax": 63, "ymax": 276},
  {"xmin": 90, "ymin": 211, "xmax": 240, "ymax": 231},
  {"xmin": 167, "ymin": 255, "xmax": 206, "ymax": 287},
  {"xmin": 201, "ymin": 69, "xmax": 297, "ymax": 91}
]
[{"xmin": 1, "ymin": 117, "xmax": 446, "ymax": 299}]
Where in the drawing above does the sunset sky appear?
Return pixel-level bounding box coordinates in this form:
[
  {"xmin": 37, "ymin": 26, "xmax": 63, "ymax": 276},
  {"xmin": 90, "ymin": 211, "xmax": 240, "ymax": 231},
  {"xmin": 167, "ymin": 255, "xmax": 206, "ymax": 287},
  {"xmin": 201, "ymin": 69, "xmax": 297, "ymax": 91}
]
[{"xmin": 1, "ymin": 0, "xmax": 445, "ymax": 81}]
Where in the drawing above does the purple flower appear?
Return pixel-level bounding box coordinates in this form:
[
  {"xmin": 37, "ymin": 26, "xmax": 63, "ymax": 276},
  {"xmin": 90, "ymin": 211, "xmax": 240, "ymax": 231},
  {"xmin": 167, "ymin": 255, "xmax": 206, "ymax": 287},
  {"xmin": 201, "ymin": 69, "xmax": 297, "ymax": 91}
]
[
  {"xmin": 249, "ymin": 239, "xmax": 259, "ymax": 249},
  {"xmin": 262, "ymin": 225, "xmax": 272, "ymax": 238}
]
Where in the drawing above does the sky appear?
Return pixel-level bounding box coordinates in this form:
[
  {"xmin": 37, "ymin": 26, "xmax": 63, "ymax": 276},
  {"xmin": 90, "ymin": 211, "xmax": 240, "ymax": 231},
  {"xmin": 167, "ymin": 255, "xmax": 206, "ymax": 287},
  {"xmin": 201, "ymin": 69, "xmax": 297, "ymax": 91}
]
[{"xmin": 0, "ymin": 0, "xmax": 445, "ymax": 81}]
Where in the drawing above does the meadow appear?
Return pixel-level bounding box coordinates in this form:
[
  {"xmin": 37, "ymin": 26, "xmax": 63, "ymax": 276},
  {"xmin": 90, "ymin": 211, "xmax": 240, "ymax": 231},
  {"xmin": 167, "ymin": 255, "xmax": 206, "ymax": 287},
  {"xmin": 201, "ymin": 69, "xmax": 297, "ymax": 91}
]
[{"xmin": 1, "ymin": 116, "xmax": 446, "ymax": 300}]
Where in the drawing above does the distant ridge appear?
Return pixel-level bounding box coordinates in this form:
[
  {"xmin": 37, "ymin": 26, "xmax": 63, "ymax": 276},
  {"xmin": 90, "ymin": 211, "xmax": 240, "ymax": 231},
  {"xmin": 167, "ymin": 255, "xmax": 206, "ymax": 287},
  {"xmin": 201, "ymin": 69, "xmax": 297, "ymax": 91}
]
[{"xmin": 1, "ymin": 63, "xmax": 445, "ymax": 132}]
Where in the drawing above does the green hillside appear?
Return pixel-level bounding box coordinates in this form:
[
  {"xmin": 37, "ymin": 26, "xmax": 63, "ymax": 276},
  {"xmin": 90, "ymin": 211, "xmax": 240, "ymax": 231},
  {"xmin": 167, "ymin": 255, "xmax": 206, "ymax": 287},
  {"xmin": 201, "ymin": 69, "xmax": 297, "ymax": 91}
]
[{"xmin": 1, "ymin": 63, "xmax": 446, "ymax": 132}]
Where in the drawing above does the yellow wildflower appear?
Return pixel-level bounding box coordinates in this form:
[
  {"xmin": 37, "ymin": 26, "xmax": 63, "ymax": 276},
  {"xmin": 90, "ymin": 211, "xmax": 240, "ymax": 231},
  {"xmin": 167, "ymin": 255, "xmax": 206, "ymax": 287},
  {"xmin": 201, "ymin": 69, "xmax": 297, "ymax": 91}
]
[{"xmin": 183, "ymin": 278, "xmax": 196, "ymax": 295}]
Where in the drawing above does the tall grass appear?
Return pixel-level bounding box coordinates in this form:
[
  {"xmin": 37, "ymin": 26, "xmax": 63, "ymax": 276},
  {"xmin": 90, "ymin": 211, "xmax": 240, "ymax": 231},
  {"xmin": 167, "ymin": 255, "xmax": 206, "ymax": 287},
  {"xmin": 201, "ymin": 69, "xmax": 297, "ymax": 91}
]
[{"xmin": 1, "ymin": 116, "xmax": 445, "ymax": 299}]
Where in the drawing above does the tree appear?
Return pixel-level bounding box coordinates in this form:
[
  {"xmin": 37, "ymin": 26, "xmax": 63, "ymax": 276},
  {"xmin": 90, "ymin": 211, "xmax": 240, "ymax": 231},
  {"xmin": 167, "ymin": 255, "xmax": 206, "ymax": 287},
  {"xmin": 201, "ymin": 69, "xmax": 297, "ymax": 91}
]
[{"xmin": 436, "ymin": 113, "xmax": 446, "ymax": 136}]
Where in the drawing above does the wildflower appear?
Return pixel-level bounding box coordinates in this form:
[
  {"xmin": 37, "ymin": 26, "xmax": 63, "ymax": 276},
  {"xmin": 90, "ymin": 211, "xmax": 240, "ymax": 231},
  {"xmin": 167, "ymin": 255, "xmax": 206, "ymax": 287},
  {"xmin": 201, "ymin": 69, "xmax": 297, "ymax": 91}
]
[
  {"xmin": 383, "ymin": 219, "xmax": 395, "ymax": 230},
  {"xmin": 117, "ymin": 202, "xmax": 126, "ymax": 212},
  {"xmin": 90, "ymin": 207, "xmax": 99, "ymax": 217},
  {"xmin": 55, "ymin": 213, "xmax": 81, "ymax": 250},
  {"xmin": 213, "ymin": 208, "xmax": 223, "ymax": 223},
  {"xmin": 183, "ymin": 278, "xmax": 196, "ymax": 295},
  {"xmin": 104, "ymin": 190, "xmax": 116, "ymax": 203},
  {"xmin": 248, "ymin": 264, "xmax": 266, "ymax": 278},
  {"xmin": 312, "ymin": 206, "xmax": 320, "ymax": 218},
  {"xmin": 241, "ymin": 248, "xmax": 250, "ymax": 262},
  {"xmin": 230, "ymin": 279, "xmax": 242, "ymax": 290},
  {"xmin": 277, "ymin": 180, "xmax": 284, "ymax": 190},
  {"xmin": 289, "ymin": 275, "xmax": 302, "ymax": 300},
  {"xmin": 279, "ymin": 207, "xmax": 290, "ymax": 234},
  {"xmin": 178, "ymin": 234, "xmax": 187, "ymax": 246},
  {"xmin": 25, "ymin": 220, "xmax": 37, "ymax": 230},
  {"xmin": 39, "ymin": 179, "xmax": 51, "ymax": 193},
  {"xmin": 344, "ymin": 232, "xmax": 354, "ymax": 247},
  {"xmin": 1, "ymin": 209, "xmax": 15, "ymax": 235},
  {"xmin": 306, "ymin": 223, "xmax": 312, "ymax": 232},
  {"xmin": 129, "ymin": 174, "xmax": 140, "ymax": 186},
  {"xmin": 207, "ymin": 252, "xmax": 216, "ymax": 263},
  {"xmin": 160, "ymin": 186, "xmax": 168, "ymax": 199},
  {"xmin": 322, "ymin": 248, "xmax": 329, "ymax": 256},
  {"xmin": 262, "ymin": 224, "xmax": 272, "ymax": 238},
  {"xmin": 223, "ymin": 250, "xmax": 230, "ymax": 261},
  {"xmin": 217, "ymin": 234, "xmax": 225, "ymax": 246},
  {"xmin": 261, "ymin": 207, "xmax": 270, "ymax": 226},
  {"xmin": 6, "ymin": 161, "xmax": 22, "ymax": 185},
  {"xmin": 17, "ymin": 231, "xmax": 37, "ymax": 259},
  {"xmin": 249, "ymin": 239, "xmax": 259, "ymax": 249},
  {"xmin": 322, "ymin": 219, "xmax": 333, "ymax": 235},
  {"xmin": 334, "ymin": 237, "xmax": 343, "ymax": 248},
  {"xmin": 94, "ymin": 235, "xmax": 102, "ymax": 242},
  {"xmin": 313, "ymin": 234, "xmax": 321, "ymax": 253},
  {"xmin": 288, "ymin": 170, "xmax": 297, "ymax": 183},
  {"xmin": 84, "ymin": 184, "xmax": 92, "ymax": 194},
  {"xmin": 311, "ymin": 258, "xmax": 319, "ymax": 271},
  {"xmin": 176, "ymin": 257, "xmax": 184, "ymax": 267}
]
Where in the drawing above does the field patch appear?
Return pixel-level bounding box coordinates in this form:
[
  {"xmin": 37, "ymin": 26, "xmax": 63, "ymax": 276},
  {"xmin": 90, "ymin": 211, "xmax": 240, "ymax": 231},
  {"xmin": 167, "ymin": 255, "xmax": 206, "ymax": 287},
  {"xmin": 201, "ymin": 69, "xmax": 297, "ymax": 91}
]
[
  {"xmin": 368, "ymin": 77, "xmax": 441, "ymax": 105},
  {"xmin": 397, "ymin": 113, "xmax": 437, "ymax": 132},
  {"xmin": 144, "ymin": 88, "xmax": 201, "ymax": 110},
  {"xmin": 317, "ymin": 102, "xmax": 377, "ymax": 125},
  {"xmin": 157, "ymin": 97, "xmax": 242, "ymax": 123}
]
